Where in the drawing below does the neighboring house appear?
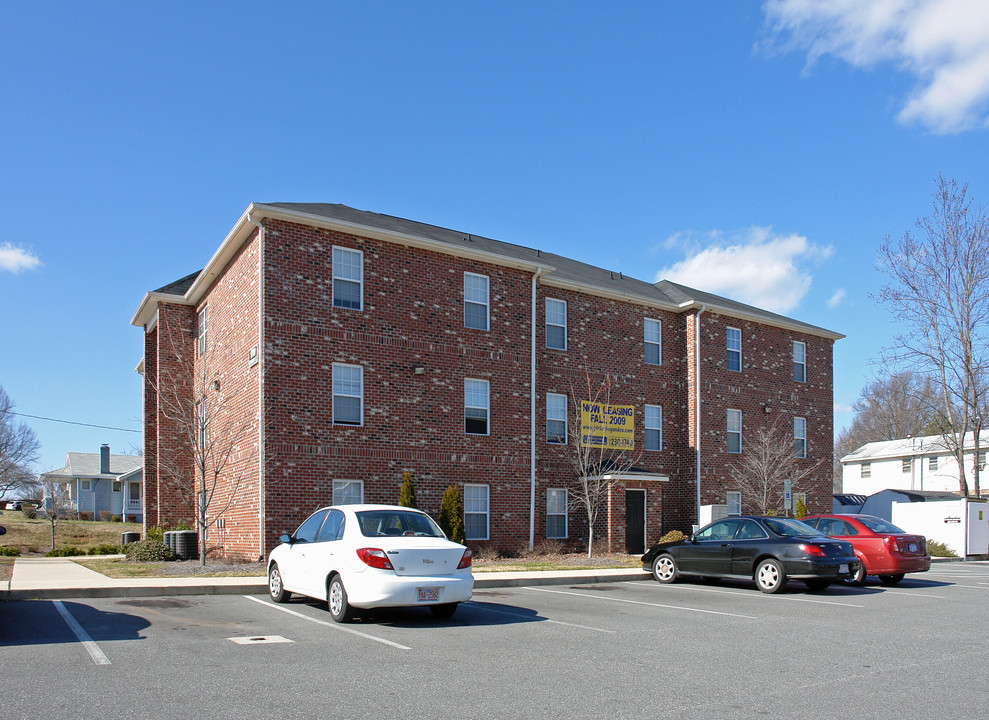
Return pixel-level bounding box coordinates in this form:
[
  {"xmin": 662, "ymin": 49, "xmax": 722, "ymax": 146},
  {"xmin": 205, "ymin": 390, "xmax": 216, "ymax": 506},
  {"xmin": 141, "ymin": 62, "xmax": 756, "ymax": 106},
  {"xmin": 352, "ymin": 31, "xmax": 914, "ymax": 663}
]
[
  {"xmin": 132, "ymin": 202, "xmax": 842, "ymax": 560},
  {"xmin": 841, "ymin": 431, "xmax": 989, "ymax": 497},
  {"xmin": 40, "ymin": 445, "xmax": 144, "ymax": 521}
]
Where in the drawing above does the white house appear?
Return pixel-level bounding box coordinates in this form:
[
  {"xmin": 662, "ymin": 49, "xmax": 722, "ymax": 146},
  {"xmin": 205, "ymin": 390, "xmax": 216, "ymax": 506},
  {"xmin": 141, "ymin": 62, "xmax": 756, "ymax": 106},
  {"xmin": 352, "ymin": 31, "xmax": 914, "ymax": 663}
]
[{"xmin": 841, "ymin": 431, "xmax": 989, "ymax": 497}]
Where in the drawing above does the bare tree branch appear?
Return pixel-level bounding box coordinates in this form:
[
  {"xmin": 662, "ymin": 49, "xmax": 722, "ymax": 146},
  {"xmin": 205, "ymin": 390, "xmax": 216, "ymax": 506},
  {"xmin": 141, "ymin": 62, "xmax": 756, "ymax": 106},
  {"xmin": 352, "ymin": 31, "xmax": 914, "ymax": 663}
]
[
  {"xmin": 731, "ymin": 418, "xmax": 822, "ymax": 515},
  {"xmin": 0, "ymin": 386, "xmax": 41, "ymax": 501}
]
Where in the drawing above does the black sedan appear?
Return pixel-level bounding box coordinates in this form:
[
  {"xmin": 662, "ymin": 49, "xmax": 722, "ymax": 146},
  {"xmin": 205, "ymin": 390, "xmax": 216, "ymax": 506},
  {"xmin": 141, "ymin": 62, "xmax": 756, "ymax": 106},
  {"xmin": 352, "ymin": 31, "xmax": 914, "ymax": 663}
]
[{"xmin": 641, "ymin": 516, "xmax": 859, "ymax": 593}]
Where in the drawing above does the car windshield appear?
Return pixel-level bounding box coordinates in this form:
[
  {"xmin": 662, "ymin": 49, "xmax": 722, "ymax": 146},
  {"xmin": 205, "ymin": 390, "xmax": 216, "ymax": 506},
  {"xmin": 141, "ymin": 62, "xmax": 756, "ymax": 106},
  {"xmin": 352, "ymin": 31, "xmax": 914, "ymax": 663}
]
[
  {"xmin": 763, "ymin": 518, "xmax": 820, "ymax": 537},
  {"xmin": 356, "ymin": 510, "xmax": 445, "ymax": 538},
  {"xmin": 857, "ymin": 516, "xmax": 906, "ymax": 534}
]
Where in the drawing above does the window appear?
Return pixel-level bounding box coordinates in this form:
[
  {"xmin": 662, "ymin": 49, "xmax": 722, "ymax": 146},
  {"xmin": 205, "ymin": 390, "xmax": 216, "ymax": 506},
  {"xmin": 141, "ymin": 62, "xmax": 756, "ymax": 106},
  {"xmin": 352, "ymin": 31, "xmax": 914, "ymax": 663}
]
[
  {"xmin": 465, "ymin": 379, "xmax": 490, "ymax": 435},
  {"xmin": 128, "ymin": 482, "xmax": 141, "ymax": 508},
  {"xmin": 546, "ymin": 298, "xmax": 567, "ymax": 350},
  {"xmin": 464, "ymin": 273, "xmax": 489, "ymax": 330},
  {"xmin": 332, "ymin": 246, "xmax": 363, "ymax": 310},
  {"xmin": 793, "ymin": 341, "xmax": 806, "ymax": 382},
  {"xmin": 861, "ymin": 462, "xmax": 871, "ymax": 478},
  {"xmin": 464, "ymin": 484, "xmax": 489, "ymax": 540},
  {"xmin": 197, "ymin": 399, "xmax": 208, "ymax": 449},
  {"xmin": 316, "ymin": 509, "xmax": 346, "ymax": 542},
  {"xmin": 112, "ymin": 480, "xmax": 121, "ymax": 493},
  {"xmin": 644, "ymin": 318, "xmax": 662, "ymax": 365},
  {"xmin": 727, "ymin": 409, "xmax": 742, "ymax": 453},
  {"xmin": 294, "ymin": 509, "xmax": 329, "ymax": 543},
  {"xmin": 794, "ymin": 417, "xmax": 807, "ymax": 459},
  {"xmin": 980, "ymin": 451, "xmax": 987, "ymax": 470},
  {"xmin": 726, "ymin": 327, "xmax": 741, "ymax": 372},
  {"xmin": 736, "ymin": 518, "xmax": 767, "ymax": 539},
  {"xmin": 333, "ymin": 480, "xmax": 363, "ymax": 505},
  {"xmin": 80, "ymin": 479, "xmax": 92, "ymax": 491},
  {"xmin": 332, "ymin": 364, "xmax": 363, "ymax": 425},
  {"xmin": 644, "ymin": 404, "xmax": 662, "ymax": 451},
  {"xmin": 929, "ymin": 456, "xmax": 939, "ymax": 470},
  {"xmin": 197, "ymin": 307, "xmax": 208, "ymax": 356},
  {"xmin": 547, "ymin": 489, "xmax": 568, "ymax": 539},
  {"xmin": 902, "ymin": 458, "xmax": 911, "ymax": 473},
  {"xmin": 727, "ymin": 490, "xmax": 741, "ymax": 516},
  {"xmin": 546, "ymin": 393, "xmax": 567, "ymax": 444}
]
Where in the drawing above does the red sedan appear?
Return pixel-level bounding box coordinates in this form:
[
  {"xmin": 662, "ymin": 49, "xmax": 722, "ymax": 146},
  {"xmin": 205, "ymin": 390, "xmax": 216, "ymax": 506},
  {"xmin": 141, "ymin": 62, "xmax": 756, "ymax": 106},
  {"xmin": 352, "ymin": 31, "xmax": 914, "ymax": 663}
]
[{"xmin": 801, "ymin": 514, "xmax": 931, "ymax": 586}]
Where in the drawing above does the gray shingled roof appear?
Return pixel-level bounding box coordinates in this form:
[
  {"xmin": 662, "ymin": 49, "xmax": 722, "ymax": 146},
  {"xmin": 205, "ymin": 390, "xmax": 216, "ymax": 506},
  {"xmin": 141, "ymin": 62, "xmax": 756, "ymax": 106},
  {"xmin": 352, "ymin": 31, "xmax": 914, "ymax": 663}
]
[
  {"xmin": 41, "ymin": 453, "xmax": 144, "ymax": 480},
  {"xmin": 841, "ymin": 431, "xmax": 989, "ymax": 462},
  {"xmin": 155, "ymin": 270, "xmax": 201, "ymax": 296}
]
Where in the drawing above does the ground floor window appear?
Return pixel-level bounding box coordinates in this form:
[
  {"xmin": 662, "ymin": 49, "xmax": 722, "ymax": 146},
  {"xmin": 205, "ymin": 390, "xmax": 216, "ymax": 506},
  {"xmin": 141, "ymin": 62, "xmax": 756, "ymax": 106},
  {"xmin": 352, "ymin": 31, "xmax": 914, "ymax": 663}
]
[
  {"xmin": 333, "ymin": 480, "xmax": 364, "ymax": 505},
  {"xmin": 464, "ymin": 484, "xmax": 489, "ymax": 540},
  {"xmin": 127, "ymin": 482, "xmax": 141, "ymax": 510},
  {"xmin": 546, "ymin": 488, "xmax": 567, "ymax": 539},
  {"xmin": 726, "ymin": 491, "xmax": 741, "ymax": 516}
]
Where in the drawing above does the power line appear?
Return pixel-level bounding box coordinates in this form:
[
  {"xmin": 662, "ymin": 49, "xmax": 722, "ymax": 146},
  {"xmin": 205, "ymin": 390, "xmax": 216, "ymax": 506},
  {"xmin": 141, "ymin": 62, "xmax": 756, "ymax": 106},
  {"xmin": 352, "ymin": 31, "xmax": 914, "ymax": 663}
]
[{"xmin": 11, "ymin": 412, "xmax": 141, "ymax": 434}]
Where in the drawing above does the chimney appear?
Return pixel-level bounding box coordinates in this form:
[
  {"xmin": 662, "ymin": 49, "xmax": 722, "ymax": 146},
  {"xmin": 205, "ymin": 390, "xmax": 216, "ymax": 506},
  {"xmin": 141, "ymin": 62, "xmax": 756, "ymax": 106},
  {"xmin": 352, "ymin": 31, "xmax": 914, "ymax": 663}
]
[{"xmin": 100, "ymin": 444, "xmax": 110, "ymax": 474}]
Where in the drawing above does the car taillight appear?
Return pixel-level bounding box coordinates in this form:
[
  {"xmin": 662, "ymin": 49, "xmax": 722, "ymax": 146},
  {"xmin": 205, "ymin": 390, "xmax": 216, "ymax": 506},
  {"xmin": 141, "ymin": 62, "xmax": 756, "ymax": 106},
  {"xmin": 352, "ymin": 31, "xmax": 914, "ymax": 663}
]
[
  {"xmin": 357, "ymin": 548, "xmax": 394, "ymax": 570},
  {"xmin": 457, "ymin": 548, "xmax": 472, "ymax": 569},
  {"xmin": 884, "ymin": 536, "xmax": 905, "ymax": 553},
  {"xmin": 800, "ymin": 543, "xmax": 827, "ymax": 557}
]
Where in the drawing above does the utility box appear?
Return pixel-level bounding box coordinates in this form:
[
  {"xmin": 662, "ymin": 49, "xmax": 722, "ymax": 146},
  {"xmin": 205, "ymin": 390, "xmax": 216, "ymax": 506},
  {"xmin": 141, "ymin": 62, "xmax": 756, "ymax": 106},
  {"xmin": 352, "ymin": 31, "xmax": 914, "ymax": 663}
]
[
  {"xmin": 892, "ymin": 499, "xmax": 989, "ymax": 558},
  {"xmin": 699, "ymin": 504, "xmax": 729, "ymax": 528}
]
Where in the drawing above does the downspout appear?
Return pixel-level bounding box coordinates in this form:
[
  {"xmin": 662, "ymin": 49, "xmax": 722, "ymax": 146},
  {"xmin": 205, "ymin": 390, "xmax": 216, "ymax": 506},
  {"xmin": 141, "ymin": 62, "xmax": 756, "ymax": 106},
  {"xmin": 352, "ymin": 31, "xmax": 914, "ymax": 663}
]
[
  {"xmin": 695, "ymin": 305, "xmax": 706, "ymax": 528},
  {"xmin": 529, "ymin": 267, "xmax": 543, "ymax": 549},
  {"xmin": 248, "ymin": 210, "xmax": 265, "ymax": 560}
]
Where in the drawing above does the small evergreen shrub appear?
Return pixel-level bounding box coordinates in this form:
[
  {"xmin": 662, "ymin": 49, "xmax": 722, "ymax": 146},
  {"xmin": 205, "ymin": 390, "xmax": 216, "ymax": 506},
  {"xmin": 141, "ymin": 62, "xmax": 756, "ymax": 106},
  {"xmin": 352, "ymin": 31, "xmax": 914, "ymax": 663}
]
[
  {"xmin": 438, "ymin": 485, "xmax": 465, "ymax": 544},
  {"xmin": 46, "ymin": 546, "xmax": 85, "ymax": 557},
  {"xmin": 927, "ymin": 539, "xmax": 958, "ymax": 558},
  {"xmin": 125, "ymin": 538, "xmax": 175, "ymax": 562},
  {"xmin": 794, "ymin": 497, "xmax": 808, "ymax": 519},
  {"xmin": 146, "ymin": 524, "xmax": 166, "ymax": 543},
  {"xmin": 0, "ymin": 546, "xmax": 20, "ymax": 556},
  {"xmin": 398, "ymin": 472, "xmax": 418, "ymax": 508},
  {"xmin": 111, "ymin": 515, "xmax": 121, "ymax": 522},
  {"xmin": 657, "ymin": 529, "xmax": 688, "ymax": 544},
  {"xmin": 88, "ymin": 543, "xmax": 122, "ymax": 556}
]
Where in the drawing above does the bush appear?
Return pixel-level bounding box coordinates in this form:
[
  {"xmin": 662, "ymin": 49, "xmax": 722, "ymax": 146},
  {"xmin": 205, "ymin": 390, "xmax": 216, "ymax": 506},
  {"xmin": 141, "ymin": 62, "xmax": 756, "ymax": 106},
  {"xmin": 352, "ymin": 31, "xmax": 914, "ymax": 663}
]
[
  {"xmin": 88, "ymin": 543, "xmax": 122, "ymax": 556},
  {"xmin": 520, "ymin": 539, "xmax": 565, "ymax": 557},
  {"xmin": 438, "ymin": 485, "xmax": 465, "ymax": 544},
  {"xmin": 99, "ymin": 511, "xmax": 112, "ymax": 522},
  {"xmin": 146, "ymin": 524, "xmax": 165, "ymax": 543},
  {"xmin": 126, "ymin": 515, "xmax": 137, "ymax": 523},
  {"xmin": 111, "ymin": 515, "xmax": 121, "ymax": 522},
  {"xmin": 0, "ymin": 546, "xmax": 20, "ymax": 556},
  {"xmin": 656, "ymin": 529, "xmax": 688, "ymax": 544},
  {"xmin": 125, "ymin": 538, "xmax": 175, "ymax": 562},
  {"xmin": 398, "ymin": 472, "xmax": 418, "ymax": 509},
  {"xmin": 21, "ymin": 506, "xmax": 37, "ymax": 519},
  {"xmin": 46, "ymin": 546, "xmax": 85, "ymax": 557},
  {"xmin": 79, "ymin": 511, "xmax": 93, "ymax": 521},
  {"xmin": 794, "ymin": 497, "xmax": 808, "ymax": 519},
  {"xmin": 927, "ymin": 539, "xmax": 958, "ymax": 557}
]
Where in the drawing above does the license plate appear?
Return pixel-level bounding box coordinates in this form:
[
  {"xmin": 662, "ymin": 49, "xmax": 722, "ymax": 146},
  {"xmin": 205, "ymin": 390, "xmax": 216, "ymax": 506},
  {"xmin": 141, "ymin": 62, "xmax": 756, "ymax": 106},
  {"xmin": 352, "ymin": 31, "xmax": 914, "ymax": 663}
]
[
  {"xmin": 839, "ymin": 564, "xmax": 849, "ymax": 574},
  {"xmin": 417, "ymin": 586, "xmax": 440, "ymax": 602},
  {"xmin": 908, "ymin": 543, "xmax": 918, "ymax": 553}
]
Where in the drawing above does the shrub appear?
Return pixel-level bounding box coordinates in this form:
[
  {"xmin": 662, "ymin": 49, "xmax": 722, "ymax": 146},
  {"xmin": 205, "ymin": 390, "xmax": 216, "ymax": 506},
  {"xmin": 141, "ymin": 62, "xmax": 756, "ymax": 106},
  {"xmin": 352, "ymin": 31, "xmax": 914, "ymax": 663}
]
[
  {"xmin": 88, "ymin": 543, "xmax": 122, "ymax": 556},
  {"xmin": 126, "ymin": 515, "xmax": 137, "ymax": 523},
  {"xmin": 398, "ymin": 472, "xmax": 418, "ymax": 509},
  {"xmin": 99, "ymin": 511, "xmax": 111, "ymax": 522},
  {"xmin": 794, "ymin": 497, "xmax": 808, "ymax": 519},
  {"xmin": 438, "ymin": 485, "xmax": 465, "ymax": 544},
  {"xmin": 125, "ymin": 538, "xmax": 175, "ymax": 562},
  {"xmin": 21, "ymin": 506, "xmax": 37, "ymax": 519},
  {"xmin": 79, "ymin": 511, "xmax": 93, "ymax": 521},
  {"xmin": 146, "ymin": 524, "xmax": 165, "ymax": 543},
  {"xmin": 520, "ymin": 539, "xmax": 565, "ymax": 557},
  {"xmin": 111, "ymin": 515, "xmax": 121, "ymax": 522},
  {"xmin": 927, "ymin": 539, "xmax": 958, "ymax": 558},
  {"xmin": 46, "ymin": 546, "xmax": 85, "ymax": 557},
  {"xmin": 0, "ymin": 546, "xmax": 20, "ymax": 556},
  {"xmin": 656, "ymin": 529, "xmax": 688, "ymax": 544}
]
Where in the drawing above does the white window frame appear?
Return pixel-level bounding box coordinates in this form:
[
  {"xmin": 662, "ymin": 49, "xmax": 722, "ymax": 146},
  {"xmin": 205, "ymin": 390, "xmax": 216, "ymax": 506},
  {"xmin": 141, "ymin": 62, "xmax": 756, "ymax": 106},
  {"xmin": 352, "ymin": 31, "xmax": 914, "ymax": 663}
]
[
  {"xmin": 546, "ymin": 488, "xmax": 568, "ymax": 539},
  {"xmin": 727, "ymin": 409, "xmax": 742, "ymax": 454},
  {"xmin": 644, "ymin": 318, "xmax": 662, "ymax": 365},
  {"xmin": 727, "ymin": 327, "xmax": 741, "ymax": 372},
  {"xmin": 861, "ymin": 462, "xmax": 872, "ymax": 478},
  {"xmin": 197, "ymin": 399, "xmax": 208, "ymax": 449},
  {"xmin": 546, "ymin": 393, "xmax": 567, "ymax": 444},
  {"xmin": 465, "ymin": 378, "xmax": 490, "ymax": 436},
  {"xmin": 332, "ymin": 246, "xmax": 363, "ymax": 311},
  {"xmin": 464, "ymin": 484, "xmax": 490, "ymax": 541},
  {"xmin": 197, "ymin": 307, "xmax": 208, "ymax": 357},
  {"xmin": 332, "ymin": 363, "xmax": 364, "ymax": 426},
  {"xmin": 901, "ymin": 458, "xmax": 911, "ymax": 473},
  {"xmin": 464, "ymin": 272, "xmax": 489, "ymax": 331},
  {"xmin": 929, "ymin": 456, "xmax": 939, "ymax": 470},
  {"xmin": 793, "ymin": 341, "xmax": 806, "ymax": 383},
  {"xmin": 794, "ymin": 417, "xmax": 807, "ymax": 459},
  {"xmin": 127, "ymin": 482, "xmax": 142, "ymax": 509},
  {"xmin": 644, "ymin": 404, "xmax": 662, "ymax": 452},
  {"xmin": 333, "ymin": 480, "xmax": 364, "ymax": 505},
  {"xmin": 546, "ymin": 298, "xmax": 567, "ymax": 350},
  {"xmin": 726, "ymin": 491, "xmax": 742, "ymax": 516}
]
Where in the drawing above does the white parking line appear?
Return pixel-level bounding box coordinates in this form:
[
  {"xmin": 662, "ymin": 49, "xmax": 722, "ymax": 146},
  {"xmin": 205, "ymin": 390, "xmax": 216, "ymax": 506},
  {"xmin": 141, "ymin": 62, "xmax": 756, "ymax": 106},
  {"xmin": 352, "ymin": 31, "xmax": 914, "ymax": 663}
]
[
  {"xmin": 465, "ymin": 601, "xmax": 615, "ymax": 633},
  {"xmin": 243, "ymin": 596, "xmax": 410, "ymax": 650},
  {"xmin": 625, "ymin": 582, "xmax": 864, "ymax": 608},
  {"xmin": 524, "ymin": 586, "xmax": 759, "ymax": 619},
  {"xmin": 52, "ymin": 600, "xmax": 111, "ymax": 666}
]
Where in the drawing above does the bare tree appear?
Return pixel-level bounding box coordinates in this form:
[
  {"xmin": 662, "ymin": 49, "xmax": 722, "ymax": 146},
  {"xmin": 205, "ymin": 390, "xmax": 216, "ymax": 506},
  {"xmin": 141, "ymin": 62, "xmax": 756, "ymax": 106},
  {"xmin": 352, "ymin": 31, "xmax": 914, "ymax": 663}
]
[
  {"xmin": 876, "ymin": 176, "xmax": 989, "ymax": 497},
  {"xmin": 0, "ymin": 386, "xmax": 41, "ymax": 501},
  {"xmin": 40, "ymin": 477, "xmax": 72, "ymax": 551},
  {"xmin": 154, "ymin": 318, "xmax": 256, "ymax": 565},
  {"xmin": 731, "ymin": 418, "xmax": 822, "ymax": 516},
  {"xmin": 562, "ymin": 372, "xmax": 640, "ymax": 557}
]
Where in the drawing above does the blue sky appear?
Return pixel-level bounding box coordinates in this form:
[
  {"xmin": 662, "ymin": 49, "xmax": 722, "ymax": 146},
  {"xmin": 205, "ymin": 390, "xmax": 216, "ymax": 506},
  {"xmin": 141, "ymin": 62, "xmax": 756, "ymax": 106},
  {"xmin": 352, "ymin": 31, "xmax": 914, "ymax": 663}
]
[{"xmin": 2, "ymin": 1, "xmax": 988, "ymax": 474}]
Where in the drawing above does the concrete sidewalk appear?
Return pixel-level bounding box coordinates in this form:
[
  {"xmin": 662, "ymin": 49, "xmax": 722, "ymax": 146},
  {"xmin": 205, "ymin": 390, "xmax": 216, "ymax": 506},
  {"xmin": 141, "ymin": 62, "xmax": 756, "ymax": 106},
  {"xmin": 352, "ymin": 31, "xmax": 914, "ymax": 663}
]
[{"xmin": 1, "ymin": 557, "xmax": 650, "ymax": 600}]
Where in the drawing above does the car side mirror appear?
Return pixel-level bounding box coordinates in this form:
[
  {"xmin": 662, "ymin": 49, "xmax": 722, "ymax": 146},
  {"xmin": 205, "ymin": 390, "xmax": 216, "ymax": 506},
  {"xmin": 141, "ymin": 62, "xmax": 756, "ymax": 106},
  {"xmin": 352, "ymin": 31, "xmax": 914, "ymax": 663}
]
[{"xmin": 279, "ymin": 533, "xmax": 293, "ymax": 545}]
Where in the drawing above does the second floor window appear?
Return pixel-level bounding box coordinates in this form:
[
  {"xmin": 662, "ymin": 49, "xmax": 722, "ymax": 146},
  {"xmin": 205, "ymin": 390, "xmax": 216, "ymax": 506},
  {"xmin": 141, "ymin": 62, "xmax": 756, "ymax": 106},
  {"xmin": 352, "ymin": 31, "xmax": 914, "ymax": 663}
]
[
  {"xmin": 464, "ymin": 273, "xmax": 489, "ymax": 330},
  {"xmin": 197, "ymin": 307, "xmax": 208, "ymax": 356},
  {"xmin": 546, "ymin": 298, "xmax": 567, "ymax": 350},
  {"xmin": 644, "ymin": 318, "xmax": 662, "ymax": 365},
  {"xmin": 794, "ymin": 417, "xmax": 807, "ymax": 458},
  {"xmin": 793, "ymin": 341, "xmax": 806, "ymax": 382},
  {"xmin": 332, "ymin": 364, "xmax": 363, "ymax": 425},
  {"xmin": 332, "ymin": 247, "xmax": 363, "ymax": 310},
  {"xmin": 727, "ymin": 327, "xmax": 741, "ymax": 372},
  {"xmin": 465, "ymin": 379, "xmax": 490, "ymax": 435},
  {"xmin": 727, "ymin": 409, "xmax": 742, "ymax": 453},
  {"xmin": 644, "ymin": 404, "xmax": 662, "ymax": 451},
  {"xmin": 546, "ymin": 393, "xmax": 567, "ymax": 444},
  {"xmin": 861, "ymin": 462, "xmax": 871, "ymax": 478}
]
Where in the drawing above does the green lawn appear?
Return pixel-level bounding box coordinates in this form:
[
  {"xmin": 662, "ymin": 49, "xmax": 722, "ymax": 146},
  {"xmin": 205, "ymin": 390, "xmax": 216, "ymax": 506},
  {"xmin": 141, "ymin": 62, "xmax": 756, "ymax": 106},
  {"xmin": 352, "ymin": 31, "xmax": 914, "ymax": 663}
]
[{"xmin": 0, "ymin": 509, "xmax": 141, "ymax": 556}]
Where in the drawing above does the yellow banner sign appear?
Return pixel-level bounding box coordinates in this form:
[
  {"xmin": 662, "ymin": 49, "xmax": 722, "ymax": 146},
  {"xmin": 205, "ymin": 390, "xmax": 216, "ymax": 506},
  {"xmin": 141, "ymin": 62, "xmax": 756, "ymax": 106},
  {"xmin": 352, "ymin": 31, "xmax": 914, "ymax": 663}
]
[{"xmin": 580, "ymin": 401, "xmax": 635, "ymax": 450}]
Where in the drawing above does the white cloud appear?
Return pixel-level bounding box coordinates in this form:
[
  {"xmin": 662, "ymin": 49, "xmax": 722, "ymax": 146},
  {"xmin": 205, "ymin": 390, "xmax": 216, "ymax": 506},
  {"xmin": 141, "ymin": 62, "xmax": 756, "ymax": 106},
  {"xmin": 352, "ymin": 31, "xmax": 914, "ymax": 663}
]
[
  {"xmin": 0, "ymin": 243, "xmax": 41, "ymax": 273},
  {"xmin": 656, "ymin": 227, "xmax": 832, "ymax": 314},
  {"xmin": 828, "ymin": 288, "xmax": 847, "ymax": 307},
  {"xmin": 763, "ymin": 0, "xmax": 989, "ymax": 133}
]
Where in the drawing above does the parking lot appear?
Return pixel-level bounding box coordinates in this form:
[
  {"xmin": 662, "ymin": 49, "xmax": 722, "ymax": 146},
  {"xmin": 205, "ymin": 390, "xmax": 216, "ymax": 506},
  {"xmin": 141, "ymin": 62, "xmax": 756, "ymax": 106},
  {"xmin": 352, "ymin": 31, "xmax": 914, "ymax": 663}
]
[{"xmin": 4, "ymin": 562, "xmax": 989, "ymax": 719}]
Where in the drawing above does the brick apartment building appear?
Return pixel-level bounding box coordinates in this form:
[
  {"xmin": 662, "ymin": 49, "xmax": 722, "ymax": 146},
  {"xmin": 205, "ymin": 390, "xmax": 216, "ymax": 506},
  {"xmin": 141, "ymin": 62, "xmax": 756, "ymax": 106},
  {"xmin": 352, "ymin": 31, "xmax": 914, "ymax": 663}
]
[{"xmin": 131, "ymin": 203, "xmax": 842, "ymax": 561}]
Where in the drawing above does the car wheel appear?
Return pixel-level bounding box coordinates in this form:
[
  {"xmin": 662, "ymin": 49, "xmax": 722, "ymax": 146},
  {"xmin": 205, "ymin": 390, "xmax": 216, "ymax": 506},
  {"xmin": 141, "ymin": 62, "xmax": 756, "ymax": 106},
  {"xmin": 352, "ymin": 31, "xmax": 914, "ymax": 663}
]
[
  {"xmin": 843, "ymin": 560, "xmax": 867, "ymax": 586},
  {"xmin": 755, "ymin": 559, "xmax": 787, "ymax": 594},
  {"xmin": 651, "ymin": 553, "xmax": 678, "ymax": 583},
  {"xmin": 429, "ymin": 603, "xmax": 458, "ymax": 619},
  {"xmin": 803, "ymin": 579, "xmax": 831, "ymax": 591},
  {"xmin": 878, "ymin": 573, "xmax": 905, "ymax": 586},
  {"xmin": 327, "ymin": 575, "xmax": 355, "ymax": 623},
  {"xmin": 268, "ymin": 563, "xmax": 291, "ymax": 603}
]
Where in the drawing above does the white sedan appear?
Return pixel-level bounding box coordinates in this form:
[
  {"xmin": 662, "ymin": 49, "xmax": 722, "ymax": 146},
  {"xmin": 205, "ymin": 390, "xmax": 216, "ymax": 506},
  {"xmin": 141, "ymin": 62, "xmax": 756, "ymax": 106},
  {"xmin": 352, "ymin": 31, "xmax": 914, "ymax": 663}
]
[{"xmin": 267, "ymin": 504, "xmax": 474, "ymax": 622}]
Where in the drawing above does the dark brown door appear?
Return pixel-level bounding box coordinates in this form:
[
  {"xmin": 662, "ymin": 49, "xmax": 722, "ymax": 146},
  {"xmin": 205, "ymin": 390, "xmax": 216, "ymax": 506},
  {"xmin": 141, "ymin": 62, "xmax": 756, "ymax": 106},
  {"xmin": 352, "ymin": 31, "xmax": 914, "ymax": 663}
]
[{"xmin": 625, "ymin": 490, "xmax": 646, "ymax": 554}]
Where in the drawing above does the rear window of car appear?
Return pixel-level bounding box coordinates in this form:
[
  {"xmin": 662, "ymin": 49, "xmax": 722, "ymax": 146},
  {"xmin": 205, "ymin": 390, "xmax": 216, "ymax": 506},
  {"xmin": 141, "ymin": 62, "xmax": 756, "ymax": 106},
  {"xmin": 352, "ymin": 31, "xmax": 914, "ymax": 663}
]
[
  {"xmin": 857, "ymin": 516, "xmax": 906, "ymax": 534},
  {"xmin": 763, "ymin": 518, "xmax": 820, "ymax": 537},
  {"xmin": 356, "ymin": 510, "xmax": 445, "ymax": 538}
]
